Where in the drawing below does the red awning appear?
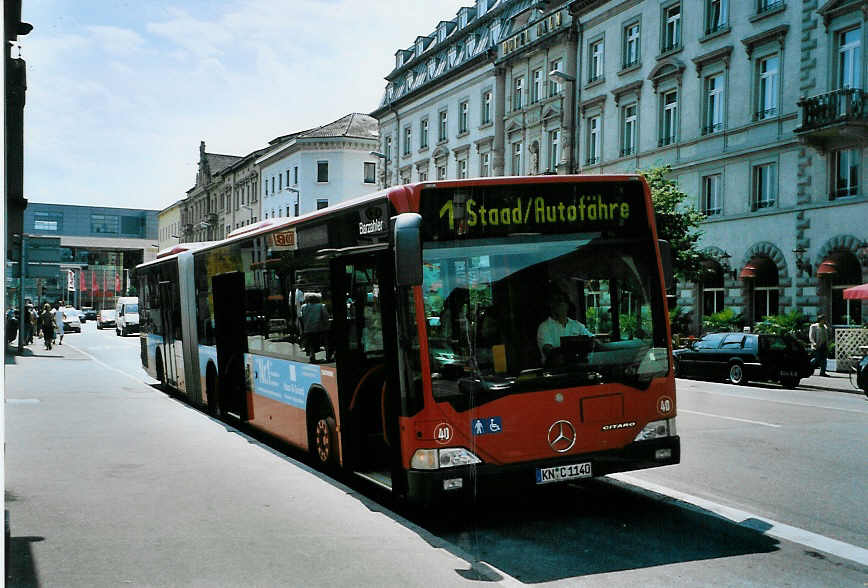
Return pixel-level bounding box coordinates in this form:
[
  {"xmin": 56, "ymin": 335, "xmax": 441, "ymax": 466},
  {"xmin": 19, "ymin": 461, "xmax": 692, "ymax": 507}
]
[
  {"xmin": 817, "ymin": 260, "xmax": 838, "ymax": 277},
  {"xmin": 843, "ymin": 283, "xmax": 868, "ymax": 300},
  {"xmin": 739, "ymin": 264, "xmax": 758, "ymax": 279}
]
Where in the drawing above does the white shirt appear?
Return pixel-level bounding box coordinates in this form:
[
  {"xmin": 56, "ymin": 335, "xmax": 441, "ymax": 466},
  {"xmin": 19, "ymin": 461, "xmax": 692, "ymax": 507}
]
[
  {"xmin": 537, "ymin": 316, "xmax": 592, "ymax": 361},
  {"xmin": 54, "ymin": 308, "xmax": 64, "ymax": 329}
]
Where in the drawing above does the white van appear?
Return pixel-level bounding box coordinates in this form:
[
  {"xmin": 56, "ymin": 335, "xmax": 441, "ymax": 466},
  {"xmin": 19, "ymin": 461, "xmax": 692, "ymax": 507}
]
[{"xmin": 115, "ymin": 296, "xmax": 139, "ymax": 336}]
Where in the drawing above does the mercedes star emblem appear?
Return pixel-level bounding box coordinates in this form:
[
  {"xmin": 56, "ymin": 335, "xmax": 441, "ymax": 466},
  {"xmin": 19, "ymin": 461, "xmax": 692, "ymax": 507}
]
[{"xmin": 547, "ymin": 420, "xmax": 576, "ymax": 453}]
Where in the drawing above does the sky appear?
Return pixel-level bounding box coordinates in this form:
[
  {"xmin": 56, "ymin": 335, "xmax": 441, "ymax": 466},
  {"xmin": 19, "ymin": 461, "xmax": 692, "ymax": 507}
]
[{"xmin": 20, "ymin": 0, "xmax": 469, "ymax": 211}]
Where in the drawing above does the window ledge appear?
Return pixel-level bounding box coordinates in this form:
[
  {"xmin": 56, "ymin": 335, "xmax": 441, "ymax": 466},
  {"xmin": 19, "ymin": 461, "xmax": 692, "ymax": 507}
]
[
  {"xmin": 749, "ymin": 4, "xmax": 786, "ymax": 23},
  {"xmin": 437, "ymin": 139, "xmax": 449, "ymax": 145},
  {"xmin": 656, "ymin": 45, "xmax": 683, "ymax": 61},
  {"xmin": 585, "ymin": 77, "xmax": 606, "ymax": 90},
  {"xmin": 457, "ymin": 131, "xmax": 470, "ymax": 138},
  {"xmin": 418, "ymin": 146, "xmax": 429, "ymax": 153},
  {"xmin": 618, "ymin": 62, "xmax": 642, "ymax": 76},
  {"xmin": 700, "ymin": 26, "xmax": 731, "ymax": 43},
  {"xmin": 478, "ymin": 122, "xmax": 494, "ymax": 130}
]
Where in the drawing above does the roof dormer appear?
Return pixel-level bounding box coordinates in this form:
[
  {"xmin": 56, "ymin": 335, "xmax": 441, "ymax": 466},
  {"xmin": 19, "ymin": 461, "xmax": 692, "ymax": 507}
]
[{"xmin": 458, "ymin": 6, "xmax": 476, "ymax": 29}]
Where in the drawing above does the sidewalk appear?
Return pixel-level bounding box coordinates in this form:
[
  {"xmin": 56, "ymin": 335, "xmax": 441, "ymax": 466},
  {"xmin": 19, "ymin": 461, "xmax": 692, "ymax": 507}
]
[{"xmin": 800, "ymin": 370, "xmax": 863, "ymax": 395}]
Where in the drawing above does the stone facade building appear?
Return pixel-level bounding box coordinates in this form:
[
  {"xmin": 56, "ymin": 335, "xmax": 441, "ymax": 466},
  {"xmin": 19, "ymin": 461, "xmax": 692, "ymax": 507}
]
[
  {"xmin": 181, "ymin": 142, "xmax": 242, "ymax": 242},
  {"xmin": 372, "ymin": 0, "xmax": 867, "ymax": 334}
]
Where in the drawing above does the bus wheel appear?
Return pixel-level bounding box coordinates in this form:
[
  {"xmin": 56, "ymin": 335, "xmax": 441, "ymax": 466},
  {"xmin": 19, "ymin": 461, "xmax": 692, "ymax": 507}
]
[
  {"xmin": 312, "ymin": 414, "xmax": 337, "ymax": 467},
  {"xmin": 155, "ymin": 350, "xmax": 165, "ymax": 388},
  {"xmin": 781, "ymin": 376, "xmax": 799, "ymax": 389},
  {"xmin": 206, "ymin": 365, "xmax": 220, "ymax": 416}
]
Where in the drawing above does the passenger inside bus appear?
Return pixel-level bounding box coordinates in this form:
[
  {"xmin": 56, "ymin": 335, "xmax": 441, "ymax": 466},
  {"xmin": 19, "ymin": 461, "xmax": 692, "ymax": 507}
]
[{"xmin": 537, "ymin": 293, "xmax": 594, "ymax": 366}]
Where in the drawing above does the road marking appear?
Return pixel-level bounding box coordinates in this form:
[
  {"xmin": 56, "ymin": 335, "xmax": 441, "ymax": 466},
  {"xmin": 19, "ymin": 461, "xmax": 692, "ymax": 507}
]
[
  {"xmin": 679, "ymin": 408, "xmax": 781, "ymax": 428},
  {"xmin": 63, "ymin": 341, "xmax": 156, "ymax": 388},
  {"xmin": 607, "ymin": 474, "xmax": 868, "ymax": 567},
  {"xmin": 682, "ymin": 387, "xmax": 868, "ymax": 415},
  {"xmin": 6, "ymin": 398, "xmax": 40, "ymax": 404}
]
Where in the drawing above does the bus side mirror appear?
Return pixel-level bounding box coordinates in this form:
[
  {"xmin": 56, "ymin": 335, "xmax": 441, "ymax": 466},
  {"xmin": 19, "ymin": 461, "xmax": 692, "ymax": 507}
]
[
  {"xmin": 658, "ymin": 240, "xmax": 673, "ymax": 290},
  {"xmin": 394, "ymin": 213, "xmax": 423, "ymax": 287}
]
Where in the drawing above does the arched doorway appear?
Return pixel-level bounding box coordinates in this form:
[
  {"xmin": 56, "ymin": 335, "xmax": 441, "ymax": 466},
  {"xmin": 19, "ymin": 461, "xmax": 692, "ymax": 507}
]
[
  {"xmin": 701, "ymin": 262, "xmax": 725, "ymax": 317},
  {"xmin": 742, "ymin": 256, "xmax": 780, "ymax": 323},
  {"xmin": 824, "ymin": 252, "xmax": 863, "ymax": 325}
]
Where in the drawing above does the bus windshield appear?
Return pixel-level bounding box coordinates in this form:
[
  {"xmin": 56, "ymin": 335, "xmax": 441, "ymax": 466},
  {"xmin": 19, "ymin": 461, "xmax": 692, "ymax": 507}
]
[{"xmin": 422, "ymin": 234, "xmax": 669, "ymax": 409}]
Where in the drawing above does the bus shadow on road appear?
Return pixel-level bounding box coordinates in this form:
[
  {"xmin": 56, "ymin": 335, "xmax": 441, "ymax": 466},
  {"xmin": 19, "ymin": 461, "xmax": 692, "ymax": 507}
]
[
  {"xmin": 416, "ymin": 480, "xmax": 779, "ymax": 583},
  {"xmin": 5, "ymin": 509, "xmax": 43, "ymax": 588}
]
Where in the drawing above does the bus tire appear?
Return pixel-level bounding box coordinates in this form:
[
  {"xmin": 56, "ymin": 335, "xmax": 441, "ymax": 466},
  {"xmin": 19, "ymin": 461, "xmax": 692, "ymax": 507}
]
[
  {"xmin": 729, "ymin": 362, "xmax": 746, "ymax": 385},
  {"xmin": 781, "ymin": 376, "xmax": 799, "ymax": 389},
  {"xmin": 312, "ymin": 415, "xmax": 337, "ymax": 467},
  {"xmin": 206, "ymin": 363, "xmax": 220, "ymax": 416},
  {"xmin": 155, "ymin": 349, "xmax": 165, "ymax": 388}
]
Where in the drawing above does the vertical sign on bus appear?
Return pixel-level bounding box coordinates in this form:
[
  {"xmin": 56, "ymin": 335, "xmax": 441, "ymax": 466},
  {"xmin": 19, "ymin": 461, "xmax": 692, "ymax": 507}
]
[{"xmin": 271, "ymin": 227, "xmax": 298, "ymax": 251}]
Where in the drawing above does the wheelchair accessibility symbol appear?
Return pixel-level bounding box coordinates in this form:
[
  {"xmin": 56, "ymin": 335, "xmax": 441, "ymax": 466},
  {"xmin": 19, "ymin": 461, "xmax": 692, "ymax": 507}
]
[{"xmin": 471, "ymin": 416, "xmax": 502, "ymax": 435}]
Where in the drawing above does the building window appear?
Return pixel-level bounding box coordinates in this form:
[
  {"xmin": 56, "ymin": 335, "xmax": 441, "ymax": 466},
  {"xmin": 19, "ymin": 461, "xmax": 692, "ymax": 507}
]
[
  {"xmin": 384, "ymin": 138, "xmax": 391, "ymax": 162},
  {"xmin": 439, "ymin": 110, "xmax": 448, "ymax": 142},
  {"xmin": 624, "ymin": 23, "xmax": 640, "ymax": 68},
  {"xmin": 587, "ymin": 116, "xmax": 600, "ymax": 165},
  {"xmin": 91, "ymin": 214, "xmax": 119, "ymax": 234},
  {"xmin": 706, "ymin": 0, "xmax": 727, "ymax": 35},
  {"xmin": 33, "ymin": 213, "xmax": 61, "ymax": 231},
  {"xmin": 663, "ymin": 4, "xmax": 681, "ymax": 52},
  {"xmin": 513, "ymin": 76, "xmax": 524, "ymax": 110},
  {"xmin": 480, "ymin": 152, "xmax": 491, "ymax": 177},
  {"xmin": 752, "ymin": 162, "xmax": 777, "ymax": 209},
  {"xmin": 316, "ymin": 199, "xmax": 328, "ymax": 210},
  {"xmin": 702, "ymin": 268, "xmax": 725, "ymax": 316},
  {"xmin": 420, "ymin": 119, "xmax": 428, "ymax": 149},
  {"xmin": 838, "ymin": 28, "xmax": 861, "ymax": 90},
  {"xmin": 419, "ymin": 170, "xmax": 428, "ymax": 181},
  {"xmin": 757, "ymin": 0, "xmax": 785, "ymax": 15},
  {"xmin": 511, "ymin": 142, "xmax": 522, "ymax": 175},
  {"xmin": 459, "ymin": 101, "xmax": 469, "ymax": 134},
  {"xmin": 831, "ymin": 148, "xmax": 860, "ymax": 198},
  {"xmin": 271, "ymin": 176, "xmax": 275, "ymax": 194},
  {"xmin": 531, "ymin": 69, "xmax": 542, "ymax": 103},
  {"xmin": 482, "ymin": 90, "xmax": 492, "ymax": 124},
  {"xmin": 702, "ymin": 173, "xmax": 722, "ymax": 215},
  {"xmin": 364, "ymin": 162, "xmax": 376, "ymax": 184},
  {"xmin": 404, "ymin": 127, "xmax": 411, "ymax": 155},
  {"xmin": 437, "ymin": 164, "xmax": 447, "ymax": 180},
  {"xmin": 317, "ymin": 161, "xmax": 329, "ymax": 183},
  {"xmin": 549, "ymin": 59, "xmax": 563, "ymax": 96},
  {"xmin": 548, "ymin": 130, "xmax": 560, "ymax": 172},
  {"xmin": 757, "ymin": 54, "xmax": 779, "ymax": 119},
  {"xmin": 660, "ymin": 90, "xmax": 678, "ymax": 146},
  {"xmin": 622, "ymin": 103, "xmax": 637, "ymax": 156},
  {"xmin": 457, "ymin": 158, "xmax": 468, "ymax": 179},
  {"xmin": 704, "ymin": 73, "xmax": 724, "ymax": 134},
  {"xmin": 589, "ymin": 39, "xmax": 604, "ymax": 82}
]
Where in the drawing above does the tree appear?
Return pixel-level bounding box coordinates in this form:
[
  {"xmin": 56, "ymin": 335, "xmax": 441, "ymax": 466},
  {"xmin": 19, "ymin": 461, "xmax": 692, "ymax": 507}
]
[{"xmin": 640, "ymin": 165, "xmax": 710, "ymax": 283}]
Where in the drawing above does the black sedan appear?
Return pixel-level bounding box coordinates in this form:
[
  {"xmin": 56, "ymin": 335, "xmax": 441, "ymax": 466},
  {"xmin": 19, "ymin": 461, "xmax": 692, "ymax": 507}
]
[{"xmin": 673, "ymin": 332, "xmax": 812, "ymax": 388}]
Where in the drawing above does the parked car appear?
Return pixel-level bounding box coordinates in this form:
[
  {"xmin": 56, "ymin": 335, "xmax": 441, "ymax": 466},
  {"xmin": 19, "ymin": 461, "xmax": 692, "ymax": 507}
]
[
  {"xmin": 673, "ymin": 332, "xmax": 812, "ymax": 388},
  {"xmin": 62, "ymin": 307, "xmax": 82, "ymax": 333},
  {"xmin": 96, "ymin": 309, "xmax": 116, "ymax": 330},
  {"xmin": 76, "ymin": 309, "xmax": 87, "ymax": 323},
  {"xmin": 82, "ymin": 306, "xmax": 97, "ymax": 321}
]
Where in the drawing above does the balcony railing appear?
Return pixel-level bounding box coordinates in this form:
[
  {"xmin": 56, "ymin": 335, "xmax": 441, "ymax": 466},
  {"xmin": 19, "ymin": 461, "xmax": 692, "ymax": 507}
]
[{"xmin": 797, "ymin": 88, "xmax": 866, "ymax": 131}]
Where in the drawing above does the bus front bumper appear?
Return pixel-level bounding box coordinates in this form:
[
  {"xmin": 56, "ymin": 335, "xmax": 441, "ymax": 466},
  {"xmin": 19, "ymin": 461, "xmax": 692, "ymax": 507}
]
[{"xmin": 406, "ymin": 436, "xmax": 680, "ymax": 505}]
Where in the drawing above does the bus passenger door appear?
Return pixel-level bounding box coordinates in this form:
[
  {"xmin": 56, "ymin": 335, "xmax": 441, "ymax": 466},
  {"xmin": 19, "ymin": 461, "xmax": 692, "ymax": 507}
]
[
  {"xmin": 334, "ymin": 255, "xmax": 400, "ymax": 487},
  {"xmin": 212, "ymin": 272, "xmax": 249, "ymax": 419},
  {"xmin": 158, "ymin": 280, "xmax": 179, "ymax": 388}
]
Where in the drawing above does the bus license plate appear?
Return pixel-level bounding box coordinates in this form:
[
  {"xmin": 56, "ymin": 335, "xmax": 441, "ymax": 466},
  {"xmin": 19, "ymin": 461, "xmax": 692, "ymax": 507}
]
[
  {"xmin": 781, "ymin": 370, "xmax": 797, "ymax": 377},
  {"xmin": 536, "ymin": 462, "xmax": 592, "ymax": 484}
]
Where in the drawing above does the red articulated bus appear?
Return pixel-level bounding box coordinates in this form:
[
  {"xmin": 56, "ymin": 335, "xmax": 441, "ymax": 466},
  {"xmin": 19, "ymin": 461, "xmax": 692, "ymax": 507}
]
[{"xmin": 137, "ymin": 175, "xmax": 679, "ymax": 504}]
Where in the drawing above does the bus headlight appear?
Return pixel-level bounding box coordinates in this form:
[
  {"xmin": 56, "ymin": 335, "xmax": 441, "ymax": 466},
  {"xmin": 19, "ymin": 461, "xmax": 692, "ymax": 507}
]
[
  {"xmin": 633, "ymin": 418, "xmax": 676, "ymax": 442},
  {"xmin": 410, "ymin": 447, "xmax": 482, "ymax": 470}
]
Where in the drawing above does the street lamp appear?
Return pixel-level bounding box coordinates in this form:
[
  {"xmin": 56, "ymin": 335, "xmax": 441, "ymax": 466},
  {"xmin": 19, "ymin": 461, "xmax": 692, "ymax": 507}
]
[
  {"xmin": 793, "ymin": 246, "xmax": 812, "ymax": 277},
  {"xmin": 285, "ymin": 187, "xmax": 301, "ymax": 217},
  {"xmin": 548, "ymin": 69, "xmax": 577, "ymax": 174}
]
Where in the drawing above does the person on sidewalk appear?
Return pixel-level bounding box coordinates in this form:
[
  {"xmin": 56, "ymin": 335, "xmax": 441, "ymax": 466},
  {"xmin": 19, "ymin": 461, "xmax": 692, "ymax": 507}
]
[
  {"xmin": 53, "ymin": 301, "xmax": 65, "ymax": 346},
  {"xmin": 809, "ymin": 314, "xmax": 830, "ymax": 376},
  {"xmin": 40, "ymin": 303, "xmax": 55, "ymax": 350}
]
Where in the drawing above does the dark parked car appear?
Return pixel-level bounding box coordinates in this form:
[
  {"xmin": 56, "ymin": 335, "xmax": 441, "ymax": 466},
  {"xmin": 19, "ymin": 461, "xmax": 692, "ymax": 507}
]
[
  {"xmin": 82, "ymin": 306, "xmax": 97, "ymax": 321},
  {"xmin": 673, "ymin": 332, "xmax": 812, "ymax": 388}
]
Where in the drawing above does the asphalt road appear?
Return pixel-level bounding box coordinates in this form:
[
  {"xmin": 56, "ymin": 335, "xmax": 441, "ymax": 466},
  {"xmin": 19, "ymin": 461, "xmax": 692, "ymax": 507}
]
[{"xmin": 5, "ymin": 322, "xmax": 867, "ymax": 586}]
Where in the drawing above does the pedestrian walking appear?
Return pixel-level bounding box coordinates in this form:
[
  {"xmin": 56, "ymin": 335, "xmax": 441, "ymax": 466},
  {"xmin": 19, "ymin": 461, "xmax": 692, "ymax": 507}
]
[
  {"xmin": 40, "ymin": 304, "xmax": 55, "ymax": 350},
  {"xmin": 53, "ymin": 302, "xmax": 65, "ymax": 346},
  {"xmin": 809, "ymin": 314, "xmax": 830, "ymax": 376}
]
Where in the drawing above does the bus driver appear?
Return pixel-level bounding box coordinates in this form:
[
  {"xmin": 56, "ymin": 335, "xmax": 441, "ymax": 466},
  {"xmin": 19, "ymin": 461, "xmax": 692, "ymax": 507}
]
[{"xmin": 537, "ymin": 294, "xmax": 592, "ymax": 365}]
